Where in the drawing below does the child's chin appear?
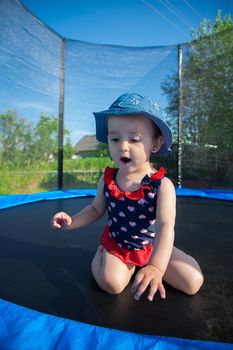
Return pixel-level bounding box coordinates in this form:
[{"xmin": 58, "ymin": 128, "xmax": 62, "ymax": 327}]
[
  {"xmin": 119, "ymin": 159, "xmax": 132, "ymax": 166},
  {"xmin": 118, "ymin": 161, "xmax": 135, "ymax": 172}
]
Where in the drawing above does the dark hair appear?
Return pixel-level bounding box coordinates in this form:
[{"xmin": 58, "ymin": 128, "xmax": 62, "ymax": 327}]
[
  {"xmin": 154, "ymin": 124, "xmax": 162, "ymax": 138},
  {"xmin": 148, "ymin": 119, "xmax": 162, "ymax": 138}
]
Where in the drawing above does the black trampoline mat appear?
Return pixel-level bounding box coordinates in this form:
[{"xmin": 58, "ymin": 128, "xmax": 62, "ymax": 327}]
[{"xmin": 0, "ymin": 197, "xmax": 232, "ymax": 343}]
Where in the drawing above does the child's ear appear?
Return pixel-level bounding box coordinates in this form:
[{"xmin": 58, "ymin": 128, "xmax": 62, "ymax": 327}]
[{"xmin": 151, "ymin": 136, "xmax": 164, "ymax": 153}]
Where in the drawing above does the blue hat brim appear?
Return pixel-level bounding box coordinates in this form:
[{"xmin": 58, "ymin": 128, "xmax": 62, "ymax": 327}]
[{"xmin": 93, "ymin": 108, "xmax": 173, "ymax": 157}]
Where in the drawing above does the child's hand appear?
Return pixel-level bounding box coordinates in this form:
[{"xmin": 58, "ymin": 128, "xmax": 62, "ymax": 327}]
[
  {"xmin": 130, "ymin": 265, "xmax": 166, "ymax": 301},
  {"xmin": 50, "ymin": 212, "xmax": 72, "ymax": 229}
]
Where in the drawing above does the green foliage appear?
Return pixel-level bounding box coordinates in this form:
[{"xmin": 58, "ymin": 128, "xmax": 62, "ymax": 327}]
[
  {"xmin": 0, "ymin": 110, "xmax": 33, "ymax": 166},
  {"xmin": 192, "ymin": 10, "xmax": 233, "ymax": 39},
  {"xmin": 96, "ymin": 142, "xmax": 110, "ymax": 157},
  {"xmin": 64, "ymin": 137, "xmax": 73, "ymax": 158},
  {"xmin": 0, "ymin": 109, "xmax": 114, "ymax": 194},
  {"xmin": 0, "ymin": 111, "xmax": 72, "ymax": 167},
  {"xmin": 162, "ymin": 11, "xmax": 233, "ymax": 184},
  {"xmin": 0, "ymin": 157, "xmax": 114, "ymax": 194},
  {"xmin": 185, "ymin": 12, "xmax": 233, "ymax": 152},
  {"xmin": 65, "ymin": 157, "xmax": 114, "ymax": 170},
  {"xmin": 33, "ymin": 114, "xmax": 58, "ymax": 160}
]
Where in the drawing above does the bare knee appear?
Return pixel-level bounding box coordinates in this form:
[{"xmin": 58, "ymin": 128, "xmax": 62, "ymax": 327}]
[
  {"xmin": 101, "ymin": 265, "xmax": 135, "ymax": 295},
  {"xmin": 91, "ymin": 256, "xmax": 128, "ymax": 294},
  {"xmin": 167, "ymin": 247, "xmax": 204, "ymax": 296},
  {"xmin": 91, "ymin": 246, "xmax": 134, "ymax": 295},
  {"xmin": 183, "ymin": 270, "xmax": 204, "ymax": 295},
  {"xmin": 100, "ymin": 275, "xmax": 127, "ymax": 295}
]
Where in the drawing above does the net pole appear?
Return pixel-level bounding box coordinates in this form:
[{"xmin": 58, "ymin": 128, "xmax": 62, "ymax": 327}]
[
  {"xmin": 57, "ymin": 38, "xmax": 65, "ymax": 190},
  {"xmin": 177, "ymin": 44, "xmax": 183, "ymax": 189}
]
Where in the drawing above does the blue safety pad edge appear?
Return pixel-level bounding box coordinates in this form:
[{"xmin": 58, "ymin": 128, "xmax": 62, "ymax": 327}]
[
  {"xmin": 0, "ymin": 188, "xmax": 232, "ymax": 210},
  {"xmin": 0, "ymin": 189, "xmax": 97, "ymax": 210},
  {"xmin": 176, "ymin": 188, "xmax": 233, "ymax": 201},
  {"xmin": 0, "ymin": 298, "xmax": 232, "ymax": 350}
]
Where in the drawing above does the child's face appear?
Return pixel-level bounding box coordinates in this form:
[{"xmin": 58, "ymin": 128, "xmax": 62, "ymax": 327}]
[{"xmin": 107, "ymin": 114, "xmax": 163, "ymax": 173}]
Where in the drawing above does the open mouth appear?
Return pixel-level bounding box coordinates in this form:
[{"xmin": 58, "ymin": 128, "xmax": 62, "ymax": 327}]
[{"xmin": 120, "ymin": 157, "xmax": 131, "ymax": 163}]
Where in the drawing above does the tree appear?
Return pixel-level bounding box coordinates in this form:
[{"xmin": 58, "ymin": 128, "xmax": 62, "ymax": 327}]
[
  {"xmin": 64, "ymin": 136, "xmax": 73, "ymax": 159},
  {"xmin": 96, "ymin": 142, "xmax": 110, "ymax": 157},
  {"xmin": 0, "ymin": 110, "xmax": 33, "ymax": 167},
  {"xmin": 162, "ymin": 11, "xmax": 233, "ymax": 184},
  {"xmin": 184, "ymin": 11, "xmax": 233, "ymax": 151},
  {"xmin": 0, "ymin": 111, "xmax": 71, "ymax": 166},
  {"xmin": 33, "ymin": 114, "xmax": 58, "ymax": 161},
  {"xmin": 33, "ymin": 114, "xmax": 71, "ymax": 161}
]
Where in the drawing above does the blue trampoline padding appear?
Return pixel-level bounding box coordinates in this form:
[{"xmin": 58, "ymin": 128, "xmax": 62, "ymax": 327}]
[
  {"xmin": 0, "ymin": 189, "xmax": 97, "ymax": 209},
  {"xmin": 0, "ymin": 188, "xmax": 232, "ymax": 210},
  {"xmin": 0, "ymin": 299, "xmax": 232, "ymax": 350},
  {"xmin": 176, "ymin": 188, "xmax": 233, "ymax": 201}
]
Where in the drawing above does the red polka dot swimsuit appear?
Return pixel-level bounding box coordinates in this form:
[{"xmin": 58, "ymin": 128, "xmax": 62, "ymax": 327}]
[{"xmin": 101, "ymin": 166, "xmax": 167, "ymax": 266}]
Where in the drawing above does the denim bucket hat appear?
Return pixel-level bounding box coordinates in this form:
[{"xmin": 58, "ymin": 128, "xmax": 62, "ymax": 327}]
[{"xmin": 93, "ymin": 93, "xmax": 173, "ymax": 156}]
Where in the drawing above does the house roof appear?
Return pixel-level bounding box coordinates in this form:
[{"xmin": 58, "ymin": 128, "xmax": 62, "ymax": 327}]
[{"xmin": 74, "ymin": 135, "xmax": 98, "ymax": 152}]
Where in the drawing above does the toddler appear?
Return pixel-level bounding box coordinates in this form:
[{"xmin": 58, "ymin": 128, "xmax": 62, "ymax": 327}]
[{"xmin": 51, "ymin": 93, "xmax": 204, "ymax": 301}]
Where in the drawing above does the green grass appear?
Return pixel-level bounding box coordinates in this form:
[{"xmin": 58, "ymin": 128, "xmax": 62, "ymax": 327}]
[{"xmin": 0, "ymin": 157, "xmax": 114, "ymax": 194}]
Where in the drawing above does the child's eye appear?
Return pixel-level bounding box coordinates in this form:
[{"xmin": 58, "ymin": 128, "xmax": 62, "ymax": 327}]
[
  {"xmin": 131, "ymin": 138, "xmax": 141, "ymax": 143},
  {"xmin": 110, "ymin": 137, "xmax": 119, "ymax": 142}
]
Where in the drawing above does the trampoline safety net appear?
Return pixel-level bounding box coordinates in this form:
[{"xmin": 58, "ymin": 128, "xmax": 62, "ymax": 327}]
[{"xmin": 0, "ymin": 0, "xmax": 233, "ymax": 194}]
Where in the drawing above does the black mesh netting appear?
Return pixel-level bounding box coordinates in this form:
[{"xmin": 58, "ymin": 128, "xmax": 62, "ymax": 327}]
[{"xmin": 0, "ymin": 0, "xmax": 232, "ymax": 193}]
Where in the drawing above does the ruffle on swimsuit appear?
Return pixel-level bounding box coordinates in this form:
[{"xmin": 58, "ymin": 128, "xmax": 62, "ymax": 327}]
[{"xmin": 103, "ymin": 166, "xmax": 166, "ymax": 200}]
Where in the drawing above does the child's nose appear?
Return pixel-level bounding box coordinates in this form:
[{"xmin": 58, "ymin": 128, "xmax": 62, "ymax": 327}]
[{"xmin": 119, "ymin": 140, "xmax": 129, "ymax": 152}]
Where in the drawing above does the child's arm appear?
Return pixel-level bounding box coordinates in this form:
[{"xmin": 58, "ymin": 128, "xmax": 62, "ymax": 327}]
[
  {"xmin": 51, "ymin": 174, "xmax": 107, "ymax": 230},
  {"xmin": 131, "ymin": 177, "xmax": 176, "ymax": 301}
]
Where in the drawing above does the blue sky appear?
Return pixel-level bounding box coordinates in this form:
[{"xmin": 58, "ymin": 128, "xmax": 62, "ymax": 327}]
[{"xmin": 20, "ymin": 0, "xmax": 233, "ymax": 46}]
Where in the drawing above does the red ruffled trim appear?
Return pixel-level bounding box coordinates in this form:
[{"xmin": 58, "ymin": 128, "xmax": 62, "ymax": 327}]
[
  {"xmin": 103, "ymin": 166, "xmax": 166, "ymax": 200},
  {"xmin": 101, "ymin": 226, "xmax": 153, "ymax": 266},
  {"xmin": 150, "ymin": 167, "xmax": 167, "ymax": 181}
]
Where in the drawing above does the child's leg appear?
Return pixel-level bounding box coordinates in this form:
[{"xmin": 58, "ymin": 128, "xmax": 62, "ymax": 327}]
[
  {"xmin": 91, "ymin": 245, "xmax": 135, "ymax": 294},
  {"xmin": 163, "ymin": 246, "xmax": 204, "ymax": 295}
]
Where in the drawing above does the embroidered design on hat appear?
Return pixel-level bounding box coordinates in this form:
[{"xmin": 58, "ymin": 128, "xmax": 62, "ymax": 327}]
[
  {"xmin": 153, "ymin": 102, "xmax": 160, "ymax": 110},
  {"xmin": 131, "ymin": 98, "xmax": 140, "ymax": 105}
]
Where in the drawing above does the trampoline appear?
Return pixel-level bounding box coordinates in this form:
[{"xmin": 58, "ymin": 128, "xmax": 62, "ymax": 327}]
[
  {"xmin": 0, "ymin": 191, "xmax": 233, "ymax": 349},
  {"xmin": 1, "ymin": 0, "xmax": 233, "ymax": 348}
]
